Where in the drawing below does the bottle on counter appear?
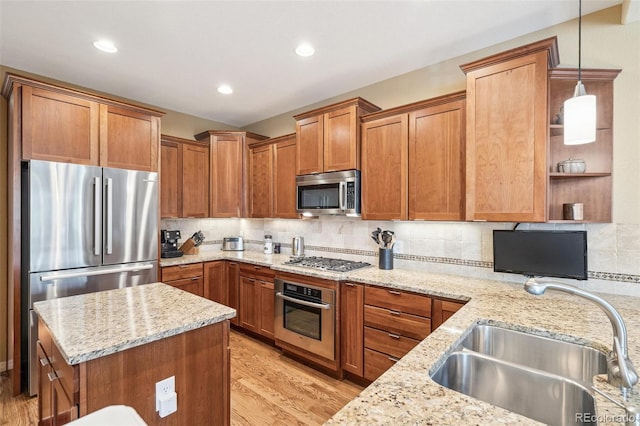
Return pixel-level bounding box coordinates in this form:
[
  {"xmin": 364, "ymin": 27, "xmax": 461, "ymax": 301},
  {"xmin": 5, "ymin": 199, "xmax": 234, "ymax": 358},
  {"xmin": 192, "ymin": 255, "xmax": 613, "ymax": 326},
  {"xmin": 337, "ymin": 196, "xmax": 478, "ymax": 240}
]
[{"xmin": 264, "ymin": 234, "xmax": 273, "ymax": 254}]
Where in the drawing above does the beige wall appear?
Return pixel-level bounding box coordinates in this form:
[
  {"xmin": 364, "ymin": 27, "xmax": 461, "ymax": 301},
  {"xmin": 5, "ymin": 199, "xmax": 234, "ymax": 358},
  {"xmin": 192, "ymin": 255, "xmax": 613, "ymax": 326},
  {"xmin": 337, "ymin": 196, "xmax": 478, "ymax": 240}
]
[
  {"xmin": 0, "ymin": 65, "xmax": 234, "ymax": 368},
  {"xmin": 244, "ymin": 6, "xmax": 640, "ymax": 225}
]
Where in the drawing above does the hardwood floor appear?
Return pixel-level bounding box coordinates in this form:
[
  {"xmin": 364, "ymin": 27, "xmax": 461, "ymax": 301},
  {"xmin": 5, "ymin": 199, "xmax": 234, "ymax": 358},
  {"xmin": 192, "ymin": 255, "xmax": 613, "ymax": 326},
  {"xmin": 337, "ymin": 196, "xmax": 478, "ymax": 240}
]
[{"xmin": 1, "ymin": 330, "xmax": 364, "ymax": 425}]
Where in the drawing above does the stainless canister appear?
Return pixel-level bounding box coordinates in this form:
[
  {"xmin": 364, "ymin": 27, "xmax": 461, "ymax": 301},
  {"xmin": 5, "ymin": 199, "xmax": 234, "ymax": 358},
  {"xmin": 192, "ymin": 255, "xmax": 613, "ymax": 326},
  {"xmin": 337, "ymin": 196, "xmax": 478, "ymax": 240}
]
[
  {"xmin": 292, "ymin": 236, "xmax": 305, "ymax": 257},
  {"xmin": 563, "ymin": 203, "xmax": 584, "ymax": 220}
]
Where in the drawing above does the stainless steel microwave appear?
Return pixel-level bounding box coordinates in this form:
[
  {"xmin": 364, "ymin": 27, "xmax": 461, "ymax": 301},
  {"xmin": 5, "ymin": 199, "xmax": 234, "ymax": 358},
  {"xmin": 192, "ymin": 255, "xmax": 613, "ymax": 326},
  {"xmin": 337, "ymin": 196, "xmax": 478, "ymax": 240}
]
[{"xmin": 296, "ymin": 170, "xmax": 360, "ymax": 216}]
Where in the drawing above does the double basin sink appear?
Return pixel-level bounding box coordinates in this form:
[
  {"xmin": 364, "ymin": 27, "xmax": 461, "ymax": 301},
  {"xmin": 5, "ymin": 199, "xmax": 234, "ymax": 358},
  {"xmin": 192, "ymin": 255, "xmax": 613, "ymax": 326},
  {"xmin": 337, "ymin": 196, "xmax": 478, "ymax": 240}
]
[{"xmin": 431, "ymin": 324, "xmax": 607, "ymax": 425}]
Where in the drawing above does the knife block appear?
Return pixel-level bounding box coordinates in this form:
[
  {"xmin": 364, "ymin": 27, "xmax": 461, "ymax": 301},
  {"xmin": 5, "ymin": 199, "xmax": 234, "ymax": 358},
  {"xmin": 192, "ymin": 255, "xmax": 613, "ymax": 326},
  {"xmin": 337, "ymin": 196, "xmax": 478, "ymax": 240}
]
[{"xmin": 178, "ymin": 238, "xmax": 199, "ymax": 255}]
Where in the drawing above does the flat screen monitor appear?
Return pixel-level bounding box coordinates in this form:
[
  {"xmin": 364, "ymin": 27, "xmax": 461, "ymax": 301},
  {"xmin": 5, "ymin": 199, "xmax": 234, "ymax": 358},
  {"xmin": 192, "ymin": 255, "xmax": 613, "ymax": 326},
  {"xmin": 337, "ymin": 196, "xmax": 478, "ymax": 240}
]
[{"xmin": 493, "ymin": 230, "xmax": 588, "ymax": 280}]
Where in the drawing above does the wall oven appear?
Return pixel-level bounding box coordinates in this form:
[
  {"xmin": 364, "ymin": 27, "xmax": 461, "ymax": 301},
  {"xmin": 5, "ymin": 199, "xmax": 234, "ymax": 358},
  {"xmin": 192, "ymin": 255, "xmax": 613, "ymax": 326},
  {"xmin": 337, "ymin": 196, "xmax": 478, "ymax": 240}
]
[
  {"xmin": 274, "ymin": 278, "xmax": 335, "ymax": 361},
  {"xmin": 296, "ymin": 169, "xmax": 360, "ymax": 216}
]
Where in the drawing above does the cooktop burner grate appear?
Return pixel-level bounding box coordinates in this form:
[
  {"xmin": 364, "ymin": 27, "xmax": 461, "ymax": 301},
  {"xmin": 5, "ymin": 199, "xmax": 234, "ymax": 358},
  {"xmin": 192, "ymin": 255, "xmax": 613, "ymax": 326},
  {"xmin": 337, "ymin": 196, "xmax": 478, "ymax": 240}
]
[{"xmin": 284, "ymin": 256, "xmax": 371, "ymax": 272}]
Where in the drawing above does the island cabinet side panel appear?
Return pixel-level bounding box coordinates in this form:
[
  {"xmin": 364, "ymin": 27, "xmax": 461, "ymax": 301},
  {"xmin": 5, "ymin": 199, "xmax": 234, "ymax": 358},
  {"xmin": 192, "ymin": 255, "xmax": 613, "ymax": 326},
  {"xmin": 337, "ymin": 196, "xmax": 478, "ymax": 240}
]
[{"xmin": 79, "ymin": 321, "xmax": 230, "ymax": 425}]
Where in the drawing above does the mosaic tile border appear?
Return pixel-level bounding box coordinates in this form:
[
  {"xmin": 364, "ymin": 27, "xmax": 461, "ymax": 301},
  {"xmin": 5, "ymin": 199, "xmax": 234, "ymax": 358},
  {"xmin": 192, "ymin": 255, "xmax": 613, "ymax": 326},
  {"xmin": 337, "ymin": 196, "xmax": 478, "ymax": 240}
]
[{"xmin": 202, "ymin": 240, "xmax": 640, "ymax": 284}]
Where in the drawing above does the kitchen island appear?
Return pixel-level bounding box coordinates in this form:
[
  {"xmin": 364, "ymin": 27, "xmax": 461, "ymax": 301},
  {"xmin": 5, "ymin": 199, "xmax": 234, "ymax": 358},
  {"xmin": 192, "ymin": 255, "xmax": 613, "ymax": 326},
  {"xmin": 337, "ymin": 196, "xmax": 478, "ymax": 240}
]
[
  {"xmin": 162, "ymin": 248, "xmax": 640, "ymax": 425},
  {"xmin": 33, "ymin": 282, "xmax": 235, "ymax": 425}
]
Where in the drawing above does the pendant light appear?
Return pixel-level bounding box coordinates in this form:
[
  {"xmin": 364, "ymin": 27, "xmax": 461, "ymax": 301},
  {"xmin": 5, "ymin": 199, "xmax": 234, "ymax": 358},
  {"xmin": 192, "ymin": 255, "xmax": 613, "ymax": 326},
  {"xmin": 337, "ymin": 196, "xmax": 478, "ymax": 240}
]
[{"xmin": 564, "ymin": 0, "xmax": 596, "ymax": 145}]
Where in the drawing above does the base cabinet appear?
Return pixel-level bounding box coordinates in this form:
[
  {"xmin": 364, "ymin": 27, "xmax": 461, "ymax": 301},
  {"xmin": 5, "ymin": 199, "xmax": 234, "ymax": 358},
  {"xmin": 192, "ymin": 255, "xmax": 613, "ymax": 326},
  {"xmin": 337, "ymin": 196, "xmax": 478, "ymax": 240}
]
[
  {"xmin": 239, "ymin": 264, "xmax": 275, "ymax": 340},
  {"xmin": 227, "ymin": 262, "xmax": 240, "ymax": 326},
  {"xmin": 161, "ymin": 264, "xmax": 204, "ymax": 297},
  {"xmin": 340, "ymin": 282, "xmax": 364, "ymax": 376},
  {"xmin": 204, "ymin": 261, "xmax": 227, "ymax": 305}
]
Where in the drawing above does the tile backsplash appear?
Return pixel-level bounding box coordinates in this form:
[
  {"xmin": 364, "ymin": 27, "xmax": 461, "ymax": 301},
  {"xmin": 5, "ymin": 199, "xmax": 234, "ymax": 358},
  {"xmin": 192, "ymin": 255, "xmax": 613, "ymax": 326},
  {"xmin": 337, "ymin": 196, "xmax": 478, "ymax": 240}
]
[{"xmin": 161, "ymin": 217, "xmax": 640, "ymax": 297}]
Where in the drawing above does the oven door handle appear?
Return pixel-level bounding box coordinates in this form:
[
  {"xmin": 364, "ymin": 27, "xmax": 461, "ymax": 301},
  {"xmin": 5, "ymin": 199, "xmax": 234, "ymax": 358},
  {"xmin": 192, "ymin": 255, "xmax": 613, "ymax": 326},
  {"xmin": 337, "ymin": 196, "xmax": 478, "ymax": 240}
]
[{"xmin": 275, "ymin": 292, "xmax": 331, "ymax": 310}]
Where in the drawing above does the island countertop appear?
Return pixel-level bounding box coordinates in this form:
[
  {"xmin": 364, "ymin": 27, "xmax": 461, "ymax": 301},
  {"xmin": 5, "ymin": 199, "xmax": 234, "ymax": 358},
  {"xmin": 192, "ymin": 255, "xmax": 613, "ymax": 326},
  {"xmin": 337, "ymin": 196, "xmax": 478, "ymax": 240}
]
[
  {"xmin": 33, "ymin": 282, "xmax": 236, "ymax": 365},
  {"xmin": 162, "ymin": 249, "xmax": 640, "ymax": 424}
]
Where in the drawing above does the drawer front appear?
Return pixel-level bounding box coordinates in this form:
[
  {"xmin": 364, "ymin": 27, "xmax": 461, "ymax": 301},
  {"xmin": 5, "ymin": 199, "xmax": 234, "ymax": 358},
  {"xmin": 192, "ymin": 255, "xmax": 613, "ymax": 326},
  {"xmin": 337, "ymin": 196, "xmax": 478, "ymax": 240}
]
[
  {"xmin": 364, "ymin": 348, "xmax": 398, "ymax": 382},
  {"xmin": 49, "ymin": 338, "xmax": 78, "ymax": 403},
  {"xmin": 364, "ymin": 305, "xmax": 431, "ymax": 340},
  {"xmin": 365, "ymin": 286, "xmax": 431, "ymax": 317},
  {"xmin": 364, "ymin": 327, "xmax": 420, "ymax": 359},
  {"xmin": 161, "ymin": 263, "xmax": 203, "ymax": 281},
  {"xmin": 239, "ymin": 263, "xmax": 275, "ymax": 279},
  {"xmin": 167, "ymin": 277, "xmax": 204, "ymax": 297}
]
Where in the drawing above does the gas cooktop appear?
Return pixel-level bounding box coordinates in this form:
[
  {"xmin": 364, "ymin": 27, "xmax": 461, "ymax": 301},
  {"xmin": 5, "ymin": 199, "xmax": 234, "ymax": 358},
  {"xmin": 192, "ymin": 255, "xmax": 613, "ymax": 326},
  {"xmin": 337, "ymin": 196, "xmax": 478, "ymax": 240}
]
[{"xmin": 284, "ymin": 256, "xmax": 371, "ymax": 272}]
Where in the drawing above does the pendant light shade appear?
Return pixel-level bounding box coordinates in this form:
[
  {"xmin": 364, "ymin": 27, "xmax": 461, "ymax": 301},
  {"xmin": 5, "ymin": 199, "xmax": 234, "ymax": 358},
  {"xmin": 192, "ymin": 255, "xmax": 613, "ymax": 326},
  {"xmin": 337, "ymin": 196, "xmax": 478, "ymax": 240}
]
[
  {"xmin": 563, "ymin": 0, "xmax": 596, "ymax": 145},
  {"xmin": 564, "ymin": 82, "xmax": 596, "ymax": 145}
]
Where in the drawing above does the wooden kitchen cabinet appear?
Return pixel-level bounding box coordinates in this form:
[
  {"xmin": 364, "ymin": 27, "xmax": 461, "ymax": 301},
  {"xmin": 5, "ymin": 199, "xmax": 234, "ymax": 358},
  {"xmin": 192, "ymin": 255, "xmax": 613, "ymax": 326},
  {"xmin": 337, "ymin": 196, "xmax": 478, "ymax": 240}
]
[
  {"xmin": 226, "ymin": 262, "xmax": 240, "ymax": 326},
  {"xmin": 361, "ymin": 114, "xmax": 409, "ymax": 220},
  {"xmin": 160, "ymin": 135, "xmax": 210, "ymax": 218},
  {"xmin": 248, "ymin": 133, "xmax": 298, "ymax": 218},
  {"xmin": 341, "ymin": 282, "xmax": 364, "ymax": 376},
  {"xmin": 294, "ymin": 98, "xmax": 380, "ymax": 175},
  {"xmin": 4, "ymin": 75, "xmax": 162, "ymax": 171},
  {"xmin": 204, "ymin": 261, "xmax": 227, "ymax": 305},
  {"xmin": 161, "ymin": 263, "xmax": 204, "ymax": 297},
  {"xmin": 195, "ymin": 130, "xmax": 268, "ymax": 217},
  {"xmin": 547, "ymin": 68, "xmax": 619, "ymax": 223},
  {"xmin": 460, "ymin": 37, "xmax": 559, "ymax": 222},
  {"xmin": 431, "ymin": 299, "xmax": 466, "ymax": 330},
  {"xmin": 361, "ymin": 92, "xmax": 466, "ymax": 221},
  {"xmin": 363, "ymin": 285, "xmax": 432, "ymax": 381},
  {"xmin": 239, "ymin": 264, "xmax": 275, "ymax": 339}
]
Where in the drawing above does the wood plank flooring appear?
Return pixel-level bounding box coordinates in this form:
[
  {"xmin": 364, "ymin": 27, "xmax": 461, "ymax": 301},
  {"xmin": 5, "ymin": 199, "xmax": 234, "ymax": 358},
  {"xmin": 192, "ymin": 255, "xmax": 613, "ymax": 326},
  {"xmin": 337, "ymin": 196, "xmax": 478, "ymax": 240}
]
[{"xmin": 1, "ymin": 330, "xmax": 364, "ymax": 425}]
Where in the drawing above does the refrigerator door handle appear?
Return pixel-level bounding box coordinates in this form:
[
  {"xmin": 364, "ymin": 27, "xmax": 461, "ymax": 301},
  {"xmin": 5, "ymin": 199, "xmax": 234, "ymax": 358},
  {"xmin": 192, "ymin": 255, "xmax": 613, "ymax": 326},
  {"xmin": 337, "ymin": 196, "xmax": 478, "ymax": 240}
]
[
  {"xmin": 39, "ymin": 264, "xmax": 154, "ymax": 282},
  {"xmin": 93, "ymin": 177, "xmax": 101, "ymax": 256},
  {"xmin": 106, "ymin": 177, "xmax": 113, "ymax": 255}
]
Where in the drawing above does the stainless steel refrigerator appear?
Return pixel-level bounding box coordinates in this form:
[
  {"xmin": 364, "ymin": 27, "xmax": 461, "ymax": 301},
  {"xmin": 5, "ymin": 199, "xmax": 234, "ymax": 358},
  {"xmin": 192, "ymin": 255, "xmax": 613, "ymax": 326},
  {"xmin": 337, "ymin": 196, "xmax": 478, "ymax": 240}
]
[{"xmin": 22, "ymin": 160, "xmax": 159, "ymax": 395}]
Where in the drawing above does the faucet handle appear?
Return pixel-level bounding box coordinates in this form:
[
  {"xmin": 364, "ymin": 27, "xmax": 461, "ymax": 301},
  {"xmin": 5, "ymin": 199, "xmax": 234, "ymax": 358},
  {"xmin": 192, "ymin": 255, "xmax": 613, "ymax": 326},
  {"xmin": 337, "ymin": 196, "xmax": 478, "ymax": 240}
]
[{"xmin": 612, "ymin": 336, "xmax": 639, "ymax": 390}]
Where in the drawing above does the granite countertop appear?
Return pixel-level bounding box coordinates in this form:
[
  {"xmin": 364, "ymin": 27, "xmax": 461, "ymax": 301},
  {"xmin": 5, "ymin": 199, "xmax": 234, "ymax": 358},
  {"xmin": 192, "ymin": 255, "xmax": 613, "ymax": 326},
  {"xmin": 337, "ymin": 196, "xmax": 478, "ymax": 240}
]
[
  {"xmin": 164, "ymin": 250, "xmax": 640, "ymax": 424},
  {"xmin": 33, "ymin": 282, "xmax": 236, "ymax": 365}
]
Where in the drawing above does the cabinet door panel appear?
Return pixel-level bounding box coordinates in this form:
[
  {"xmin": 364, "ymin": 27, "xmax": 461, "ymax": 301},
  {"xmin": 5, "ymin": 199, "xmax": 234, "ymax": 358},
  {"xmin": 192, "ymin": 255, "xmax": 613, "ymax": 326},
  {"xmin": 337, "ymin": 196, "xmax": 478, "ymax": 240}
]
[
  {"xmin": 227, "ymin": 262, "xmax": 240, "ymax": 326},
  {"xmin": 239, "ymin": 276, "xmax": 258, "ymax": 333},
  {"xmin": 204, "ymin": 261, "xmax": 227, "ymax": 305},
  {"xmin": 273, "ymin": 138, "xmax": 298, "ymax": 218},
  {"xmin": 409, "ymin": 101, "xmax": 465, "ymax": 220},
  {"xmin": 324, "ymin": 106, "xmax": 357, "ymax": 172},
  {"xmin": 167, "ymin": 277, "xmax": 204, "ymax": 297},
  {"xmin": 250, "ymin": 145, "xmax": 273, "ymax": 218},
  {"xmin": 364, "ymin": 305, "xmax": 430, "ymax": 340},
  {"xmin": 296, "ymin": 114, "xmax": 324, "ymax": 175},
  {"xmin": 160, "ymin": 140, "xmax": 181, "ymax": 218},
  {"xmin": 22, "ymin": 86, "xmax": 99, "ymax": 165},
  {"xmin": 341, "ymin": 283, "xmax": 364, "ymax": 376},
  {"xmin": 361, "ymin": 114, "xmax": 408, "ymax": 220},
  {"xmin": 100, "ymin": 105, "xmax": 159, "ymax": 172},
  {"xmin": 211, "ymin": 135, "xmax": 243, "ymax": 217},
  {"xmin": 364, "ymin": 327, "xmax": 420, "ymax": 359},
  {"xmin": 466, "ymin": 52, "xmax": 547, "ymax": 222},
  {"xmin": 182, "ymin": 144, "xmax": 209, "ymax": 217},
  {"xmin": 259, "ymin": 280, "xmax": 274, "ymax": 339},
  {"xmin": 364, "ymin": 348, "xmax": 397, "ymax": 382}
]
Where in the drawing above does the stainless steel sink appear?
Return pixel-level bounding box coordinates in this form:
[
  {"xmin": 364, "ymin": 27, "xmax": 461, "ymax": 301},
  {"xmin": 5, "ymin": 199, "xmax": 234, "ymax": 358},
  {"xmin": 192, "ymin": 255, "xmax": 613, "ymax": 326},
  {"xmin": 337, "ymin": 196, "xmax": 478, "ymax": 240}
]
[
  {"xmin": 458, "ymin": 325, "xmax": 607, "ymax": 384},
  {"xmin": 431, "ymin": 351, "xmax": 597, "ymax": 426},
  {"xmin": 430, "ymin": 325, "xmax": 607, "ymax": 426}
]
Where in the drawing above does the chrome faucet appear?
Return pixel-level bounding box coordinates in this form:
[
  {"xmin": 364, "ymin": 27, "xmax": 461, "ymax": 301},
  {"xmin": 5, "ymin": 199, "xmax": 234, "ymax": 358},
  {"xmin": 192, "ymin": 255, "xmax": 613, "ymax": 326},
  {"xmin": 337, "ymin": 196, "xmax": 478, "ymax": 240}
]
[{"xmin": 525, "ymin": 277, "xmax": 638, "ymax": 391}]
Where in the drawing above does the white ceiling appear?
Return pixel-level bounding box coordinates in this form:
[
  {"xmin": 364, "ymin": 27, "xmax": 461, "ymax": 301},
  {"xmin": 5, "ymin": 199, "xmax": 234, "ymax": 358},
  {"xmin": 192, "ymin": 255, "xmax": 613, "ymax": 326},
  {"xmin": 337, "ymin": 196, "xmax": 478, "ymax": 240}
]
[{"xmin": 0, "ymin": 0, "xmax": 626, "ymax": 127}]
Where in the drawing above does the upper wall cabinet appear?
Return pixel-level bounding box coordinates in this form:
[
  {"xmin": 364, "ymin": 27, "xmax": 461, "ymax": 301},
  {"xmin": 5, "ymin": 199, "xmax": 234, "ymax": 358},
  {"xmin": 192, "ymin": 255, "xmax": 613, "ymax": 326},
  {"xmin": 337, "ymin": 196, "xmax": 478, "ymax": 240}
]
[
  {"xmin": 2, "ymin": 74, "xmax": 163, "ymax": 172},
  {"xmin": 195, "ymin": 130, "xmax": 268, "ymax": 217},
  {"xmin": 294, "ymin": 98, "xmax": 380, "ymax": 175},
  {"xmin": 160, "ymin": 135, "xmax": 210, "ymax": 218},
  {"xmin": 460, "ymin": 37, "xmax": 559, "ymax": 222},
  {"xmin": 248, "ymin": 134, "xmax": 298, "ymax": 219},
  {"xmin": 360, "ymin": 92, "xmax": 466, "ymax": 221},
  {"xmin": 547, "ymin": 68, "xmax": 620, "ymax": 223}
]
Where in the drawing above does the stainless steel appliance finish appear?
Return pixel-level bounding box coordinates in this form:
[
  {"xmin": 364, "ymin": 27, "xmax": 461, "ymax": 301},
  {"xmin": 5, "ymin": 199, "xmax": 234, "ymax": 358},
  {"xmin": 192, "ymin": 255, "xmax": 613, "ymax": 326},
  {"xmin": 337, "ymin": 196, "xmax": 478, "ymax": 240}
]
[
  {"xmin": 431, "ymin": 351, "xmax": 597, "ymax": 426},
  {"xmin": 284, "ymin": 256, "xmax": 370, "ymax": 272},
  {"xmin": 22, "ymin": 160, "xmax": 159, "ymax": 395},
  {"xmin": 292, "ymin": 236, "xmax": 305, "ymax": 258},
  {"xmin": 296, "ymin": 170, "xmax": 360, "ymax": 216},
  {"xmin": 222, "ymin": 236, "xmax": 244, "ymax": 251},
  {"xmin": 274, "ymin": 278, "xmax": 335, "ymax": 361}
]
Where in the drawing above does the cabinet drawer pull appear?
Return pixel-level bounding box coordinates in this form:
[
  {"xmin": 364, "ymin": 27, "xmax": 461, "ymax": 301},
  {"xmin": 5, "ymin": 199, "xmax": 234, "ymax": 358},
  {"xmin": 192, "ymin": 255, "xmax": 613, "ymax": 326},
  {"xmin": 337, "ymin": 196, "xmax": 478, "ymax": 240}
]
[
  {"xmin": 191, "ymin": 277, "xmax": 199, "ymax": 281},
  {"xmin": 388, "ymin": 333, "xmax": 400, "ymax": 339},
  {"xmin": 229, "ymin": 262, "xmax": 237, "ymax": 266},
  {"xmin": 344, "ymin": 283, "xmax": 355, "ymax": 287},
  {"xmin": 254, "ymin": 266, "xmax": 261, "ymax": 270},
  {"xmin": 388, "ymin": 290, "xmax": 401, "ymax": 296},
  {"xmin": 249, "ymin": 278, "xmax": 256, "ymax": 283},
  {"xmin": 39, "ymin": 357, "xmax": 50, "ymax": 366},
  {"xmin": 389, "ymin": 310, "xmax": 401, "ymax": 316},
  {"xmin": 388, "ymin": 356, "xmax": 400, "ymax": 363},
  {"xmin": 179, "ymin": 265, "xmax": 189, "ymax": 269},
  {"xmin": 47, "ymin": 372, "xmax": 58, "ymax": 382}
]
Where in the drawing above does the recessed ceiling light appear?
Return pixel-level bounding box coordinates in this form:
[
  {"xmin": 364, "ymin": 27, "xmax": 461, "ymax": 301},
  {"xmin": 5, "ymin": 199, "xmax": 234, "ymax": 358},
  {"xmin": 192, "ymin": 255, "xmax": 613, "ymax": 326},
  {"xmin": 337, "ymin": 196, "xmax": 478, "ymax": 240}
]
[
  {"xmin": 295, "ymin": 43, "xmax": 315, "ymax": 57},
  {"xmin": 93, "ymin": 39, "xmax": 118, "ymax": 53},
  {"xmin": 217, "ymin": 84, "xmax": 233, "ymax": 95}
]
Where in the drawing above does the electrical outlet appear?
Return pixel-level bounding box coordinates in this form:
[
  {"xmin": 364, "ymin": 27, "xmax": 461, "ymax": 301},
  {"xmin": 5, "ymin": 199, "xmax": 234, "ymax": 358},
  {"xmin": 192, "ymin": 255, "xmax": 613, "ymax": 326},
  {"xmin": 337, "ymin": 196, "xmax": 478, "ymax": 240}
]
[{"xmin": 155, "ymin": 376, "xmax": 175, "ymax": 412}]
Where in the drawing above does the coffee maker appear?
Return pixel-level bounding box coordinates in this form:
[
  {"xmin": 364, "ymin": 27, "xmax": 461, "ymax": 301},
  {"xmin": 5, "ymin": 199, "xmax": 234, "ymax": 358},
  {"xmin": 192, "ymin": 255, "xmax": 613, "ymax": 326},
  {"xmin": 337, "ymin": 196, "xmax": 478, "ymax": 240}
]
[{"xmin": 161, "ymin": 229, "xmax": 183, "ymax": 258}]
